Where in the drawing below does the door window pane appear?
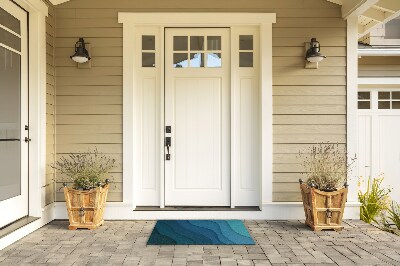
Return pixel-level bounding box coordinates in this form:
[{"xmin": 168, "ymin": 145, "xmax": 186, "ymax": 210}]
[
  {"xmin": 378, "ymin": 91, "xmax": 390, "ymax": 99},
  {"xmin": 142, "ymin": 52, "xmax": 155, "ymax": 67},
  {"xmin": 207, "ymin": 36, "xmax": 221, "ymax": 50},
  {"xmin": 190, "ymin": 36, "xmax": 204, "ymax": 51},
  {"xmin": 0, "ymin": 7, "xmax": 20, "ymax": 34},
  {"xmin": 239, "ymin": 52, "xmax": 253, "ymax": 67},
  {"xmin": 378, "ymin": 101, "xmax": 390, "ymax": 109},
  {"xmin": 392, "ymin": 101, "xmax": 400, "ymax": 109},
  {"xmin": 142, "ymin": 35, "xmax": 155, "ymax": 50},
  {"xmin": 173, "ymin": 53, "xmax": 188, "ymax": 68},
  {"xmin": 174, "ymin": 36, "xmax": 188, "ymax": 51},
  {"xmin": 207, "ymin": 53, "xmax": 221, "ymax": 68},
  {"xmin": 239, "ymin": 35, "xmax": 253, "ymax": 50},
  {"xmin": 358, "ymin": 101, "xmax": 370, "ymax": 109},
  {"xmin": 0, "ymin": 47, "xmax": 21, "ymax": 201},
  {"xmin": 190, "ymin": 53, "xmax": 204, "ymax": 68},
  {"xmin": 0, "ymin": 27, "xmax": 21, "ymax": 51},
  {"xmin": 358, "ymin": 92, "xmax": 370, "ymax": 100},
  {"xmin": 392, "ymin": 91, "xmax": 400, "ymax": 99}
]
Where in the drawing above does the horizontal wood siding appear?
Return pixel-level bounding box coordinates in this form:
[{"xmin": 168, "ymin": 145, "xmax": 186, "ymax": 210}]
[
  {"xmin": 55, "ymin": 0, "xmax": 346, "ymax": 202},
  {"xmin": 359, "ymin": 57, "xmax": 400, "ymax": 77},
  {"xmin": 45, "ymin": 1, "xmax": 56, "ymax": 207}
]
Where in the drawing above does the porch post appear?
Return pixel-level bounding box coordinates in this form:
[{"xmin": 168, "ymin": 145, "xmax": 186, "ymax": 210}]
[{"xmin": 346, "ymin": 16, "xmax": 359, "ymax": 203}]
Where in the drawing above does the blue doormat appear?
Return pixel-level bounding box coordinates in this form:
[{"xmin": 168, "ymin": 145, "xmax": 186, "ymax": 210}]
[{"xmin": 147, "ymin": 220, "xmax": 255, "ymax": 245}]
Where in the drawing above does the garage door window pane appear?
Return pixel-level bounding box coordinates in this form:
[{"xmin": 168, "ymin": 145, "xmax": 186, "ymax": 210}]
[
  {"xmin": 358, "ymin": 101, "xmax": 370, "ymax": 109},
  {"xmin": 392, "ymin": 91, "xmax": 400, "ymax": 99},
  {"xmin": 392, "ymin": 101, "xmax": 400, "ymax": 109},
  {"xmin": 378, "ymin": 101, "xmax": 390, "ymax": 109},
  {"xmin": 378, "ymin": 92, "xmax": 390, "ymax": 99},
  {"xmin": 358, "ymin": 92, "xmax": 370, "ymax": 100}
]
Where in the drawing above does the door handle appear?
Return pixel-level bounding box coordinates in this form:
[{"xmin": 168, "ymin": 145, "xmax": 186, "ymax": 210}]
[
  {"xmin": 24, "ymin": 137, "xmax": 31, "ymax": 143},
  {"xmin": 165, "ymin": 137, "xmax": 171, "ymax": 160}
]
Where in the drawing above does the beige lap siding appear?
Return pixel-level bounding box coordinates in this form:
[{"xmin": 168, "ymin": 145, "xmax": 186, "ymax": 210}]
[
  {"xmin": 359, "ymin": 56, "xmax": 400, "ymax": 77},
  {"xmin": 55, "ymin": 0, "xmax": 346, "ymax": 202},
  {"xmin": 44, "ymin": 1, "xmax": 56, "ymax": 207}
]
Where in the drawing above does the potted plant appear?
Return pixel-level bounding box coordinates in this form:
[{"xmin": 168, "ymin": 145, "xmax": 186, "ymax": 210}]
[
  {"xmin": 298, "ymin": 143, "xmax": 355, "ymax": 231},
  {"xmin": 53, "ymin": 148, "xmax": 116, "ymax": 230}
]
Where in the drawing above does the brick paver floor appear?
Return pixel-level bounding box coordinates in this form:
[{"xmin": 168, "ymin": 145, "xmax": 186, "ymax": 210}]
[{"xmin": 0, "ymin": 220, "xmax": 399, "ymax": 265}]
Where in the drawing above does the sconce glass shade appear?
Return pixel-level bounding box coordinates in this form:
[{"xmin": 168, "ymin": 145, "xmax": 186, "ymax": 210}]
[
  {"xmin": 70, "ymin": 38, "xmax": 91, "ymax": 63},
  {"xmin": 305, "ymin": 38, "xmax": 326, "ymax": 63}
]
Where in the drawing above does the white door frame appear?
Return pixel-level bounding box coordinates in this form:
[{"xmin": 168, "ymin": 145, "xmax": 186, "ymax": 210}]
[
  {"xmin": 119, "ymin": 13, "xmax": 276, "ymax": 209},
  {"xmin": 11, "ymin": 0, "xmax": 48, "ymax": 217}
]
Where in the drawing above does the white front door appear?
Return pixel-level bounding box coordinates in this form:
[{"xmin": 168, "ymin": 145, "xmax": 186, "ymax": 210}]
[
  {"xmin": 164, "ymin": 28, "xmax": 230, "ymax": 206},
  {"xmin": 357, "ymin": 89, "xmax": 400, "ymax": 203},
  {"xmin": 0, "ymin": 0, "xmax": 29, "ymax": 227}
]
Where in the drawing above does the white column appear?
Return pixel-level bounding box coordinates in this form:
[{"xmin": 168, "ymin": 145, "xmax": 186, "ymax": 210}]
[{"xmin": 346, "ymin": 16, "xmax": 359, "ymax": 203}]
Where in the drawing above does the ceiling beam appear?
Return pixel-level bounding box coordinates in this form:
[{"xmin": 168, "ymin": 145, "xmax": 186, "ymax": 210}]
[
  {"xmin": 342, "ymin": 0, "xmax": 380, "ymax": 19},
  {"xmin": 361, "ymin": 8, "xmax": 388, "ymax": 22},
  {"xmin": 374, "ymin": 0, "xmax": 400, "ymax": 12}
]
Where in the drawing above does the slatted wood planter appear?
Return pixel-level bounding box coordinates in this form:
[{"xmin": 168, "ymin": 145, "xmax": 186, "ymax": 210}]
[
  {"xmin": 299, "ymin": 182, "xmax": 347, "ymax": 231},
  {"xmin": 63, "ymin": 184, "xmax": 109, "ymax": 230}
]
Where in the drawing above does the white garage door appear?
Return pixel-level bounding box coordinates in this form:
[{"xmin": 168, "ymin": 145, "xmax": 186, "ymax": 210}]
[{"xmin": 358, "ymin": 89, "xmax": 400, "ymax": 202}]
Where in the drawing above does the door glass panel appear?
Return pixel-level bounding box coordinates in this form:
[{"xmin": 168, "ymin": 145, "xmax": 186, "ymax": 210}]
[
  {"xmin": 173, "ymin": 53, "xmax": 188, "ymax": 68},
  {"xmin": 207, "ymin": 36, "xmax": 221, "ymax": 50},
  {"xmin": 392, "ymin": 91, "xmax": 400, "ymax": 99},
  {"xmin": 207, "ymin": 53, "xmax": 222, "ymax": 68},
  {"xmin": 0, "ymin": 47, "xmax": 21, "ymax": 201},
  {"xmin": 239, "ymin": 35, "xmax": 253, "ymax": 50},
  {"xmin": 142, "ymin": 35, "xmax": 155, "ymax": 50},
  {"xmin": 0, "ymin": 27, "xmax": 21, "ymax": 51},
  {"xmin": 239, "ymin": 52, "xmax": 253, "ymax": 67},
  {"xmin": 392, "ymin": 101, "xmax": 400, "ymax": 109},
  {"xmin": 378, "ymin": 91, "xmax": 390, "ymax": 99},
  {"xmin": 358, "ymin": 101, "xmax": 370, "ymax": 109},
  {"xmin": 142, "ymin": 52, "xmax": 155, "ymax": 67},
  {"xmin": 190, "ymin": 36, "xmax": 204, "ymax": 51},
  {"xmin": 173, "ymin": 36, "xmax": 188, "ymax": 51},
  {"xmin": 358, "ymin": 92, "xmax": 370, "ymax": 99},
  {"xmin": 189, "ymin": 53, "xmax": 204, "ymax": 67},
  {"xmin": 0, "ymin": 7, "xmax": 20, "ymax": 34},
  {"xmin": 378, "ymin": 101, "xmax": 390, "ymax": 109}
]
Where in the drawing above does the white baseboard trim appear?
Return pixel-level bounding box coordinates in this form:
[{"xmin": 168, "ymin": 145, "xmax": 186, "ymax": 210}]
[
  {"xmin": 54, "ymin": 201, "xmax": 361, "ymax": 220},
  {"xmin": 0, "ymin": 203, "xmax": 55, "ymax": 250}
]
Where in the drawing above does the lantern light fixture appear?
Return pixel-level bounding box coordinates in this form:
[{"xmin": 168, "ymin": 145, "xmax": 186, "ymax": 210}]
[
  {"xmin": 305, "ymin": 38, "xmax": 326, "ymax": 62},
  {"xmin": 70, "ymin": 37, "xmax": 91, "ymax": 64}
]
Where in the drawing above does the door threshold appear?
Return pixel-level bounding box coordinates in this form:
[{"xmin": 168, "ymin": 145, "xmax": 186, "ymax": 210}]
[
  {"xmin": 135, "ymin": 206, "xmax": 260, "ymax": 211},
  {"xmin": 0, "ymin": 216, "xmax": 39, "ymax": 239}
]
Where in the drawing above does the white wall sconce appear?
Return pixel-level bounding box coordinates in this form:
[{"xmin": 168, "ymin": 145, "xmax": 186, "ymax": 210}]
[
  {"xmin": 70, "ymin": 37, "xmax": 91, "ymax": 68},
  {"xmin": 305, "ymin": 38, "xmax": 326, "ymax": 69}
]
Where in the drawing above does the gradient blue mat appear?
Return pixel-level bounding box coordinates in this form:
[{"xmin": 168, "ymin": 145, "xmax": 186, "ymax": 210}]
[{"xmin": 147, "ymin": 220, "xmax": 255, "ymax": 245}]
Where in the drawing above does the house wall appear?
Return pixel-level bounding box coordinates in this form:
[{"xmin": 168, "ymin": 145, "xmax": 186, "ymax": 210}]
[
  {"xmin": 45, "ymin": 1, "xmax": 56, "ymax": 207},
  {"xmin": 359, "ymin": 56, "xmax": 400, "ymax": 77},
  {"xmin": 54, "ymin": 0, "xmax": 346, "ymax": 202}
]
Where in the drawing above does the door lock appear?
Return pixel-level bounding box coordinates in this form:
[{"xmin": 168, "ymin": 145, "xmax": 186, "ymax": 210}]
[{"xmin": 165, "ymin": 137, "xmax": 171, "ymax": 160}]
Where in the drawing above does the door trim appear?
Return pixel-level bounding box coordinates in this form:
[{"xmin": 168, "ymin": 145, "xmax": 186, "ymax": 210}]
[
  {"xmin": 119, "ymin": 13, "xmax": 276, "ymax": 209},
  {"xmin": 12, "ymin": 0, "xmax": 49, "ymax": 217}
]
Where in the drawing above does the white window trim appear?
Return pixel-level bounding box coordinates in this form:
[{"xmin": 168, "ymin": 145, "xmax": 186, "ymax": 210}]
[{"xmin": 118, "ymin": 13, "xmax": 276, "ymax": 208}]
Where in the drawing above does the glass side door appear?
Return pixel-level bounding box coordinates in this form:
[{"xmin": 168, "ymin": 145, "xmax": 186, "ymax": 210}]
[{"xmin": 0, "ymin": 0, "xmax": 28, "ymax": 228}]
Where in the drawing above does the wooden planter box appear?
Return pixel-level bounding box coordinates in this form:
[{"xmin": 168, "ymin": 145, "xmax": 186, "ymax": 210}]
[
  {"xmin": 63, "ymin": 184, "xmax": 109, "ymax": 230},
  {"xmin": 299, "ymin": 182, "xmax": 347, "ymax": 231}
]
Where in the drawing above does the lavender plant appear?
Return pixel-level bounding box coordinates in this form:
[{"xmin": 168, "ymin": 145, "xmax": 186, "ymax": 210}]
[
  {"xmin": 52, "ymin": 148, "xmax": 116, "ymax": 190},
  {"xmin": 299, "ymin": 143, "xmax": 355, "ymax": 191}
]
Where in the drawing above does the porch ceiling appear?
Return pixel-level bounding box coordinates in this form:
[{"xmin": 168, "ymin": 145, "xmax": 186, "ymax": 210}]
[
  {"xmin": 49, "ymin": 0, "xmax": 399, "ymax": 41},
  {"xmin": 327, "ymin": 0, "xmax": 400, "ymax": 39}
]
